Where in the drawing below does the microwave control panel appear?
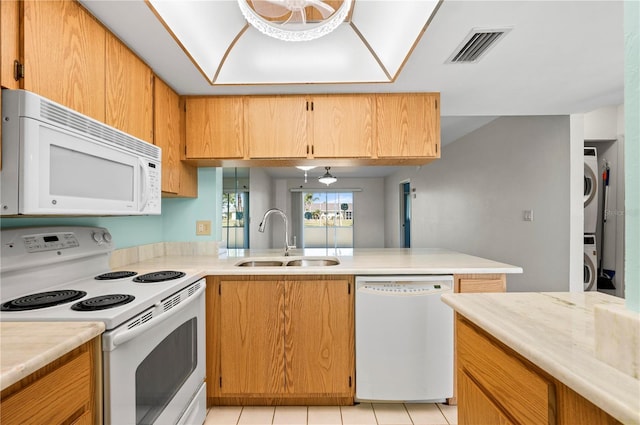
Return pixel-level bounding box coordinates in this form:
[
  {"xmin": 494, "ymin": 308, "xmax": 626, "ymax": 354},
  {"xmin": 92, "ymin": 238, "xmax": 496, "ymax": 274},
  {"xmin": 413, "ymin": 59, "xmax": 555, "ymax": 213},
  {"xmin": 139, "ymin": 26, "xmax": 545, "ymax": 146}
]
[{"xmin": 145, "ymin": 161, "xmax": 161, "ymax": 213}]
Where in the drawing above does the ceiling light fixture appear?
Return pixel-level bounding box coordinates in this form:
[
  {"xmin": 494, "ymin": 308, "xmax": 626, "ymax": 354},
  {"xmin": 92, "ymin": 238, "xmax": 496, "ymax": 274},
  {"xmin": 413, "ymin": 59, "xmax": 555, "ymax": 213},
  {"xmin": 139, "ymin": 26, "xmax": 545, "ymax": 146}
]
[
  {"xmin": 296, "ymin": 166, "xmax": 316, "ymax": 183},
  {"xmin": 237, "ymin": 0, "xmax": 352, "ymax": 42},
  {"xmin": 318, "ymin": 167, "xmax": 337, "ymax": 186}
]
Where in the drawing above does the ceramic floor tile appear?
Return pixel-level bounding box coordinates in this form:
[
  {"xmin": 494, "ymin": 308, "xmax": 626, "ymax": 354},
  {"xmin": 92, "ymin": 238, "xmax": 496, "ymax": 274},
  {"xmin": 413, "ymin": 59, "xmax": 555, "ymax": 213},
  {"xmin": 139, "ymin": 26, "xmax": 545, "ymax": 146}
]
[
  {"xmin": 238, "ymin": 406, "xmax": 275, "ymax": 425},
  {"xmin": 307, "ymin": 406, "xmax": 342, "ymax": 425},
  {"xmin": 372, "ymin": 404, "xmax": 412, "ymax": 425},
  {"xmin": 437, "ymin": 404, "xmax": 458, "ymax": 425},
  {"xmin": 340, "ymin": 403, "xmax": 377, "ymax": 425},
  {"xmin": 405, "ymin": 404, "xmax": 449, "ymax": 425},
  {"xmin": 273, "ymin": 406, "xmax": 308, "ymax": 425},
  {"xmin": 204, "ymin": 406, "xmax": 243, "ymax": 425}
]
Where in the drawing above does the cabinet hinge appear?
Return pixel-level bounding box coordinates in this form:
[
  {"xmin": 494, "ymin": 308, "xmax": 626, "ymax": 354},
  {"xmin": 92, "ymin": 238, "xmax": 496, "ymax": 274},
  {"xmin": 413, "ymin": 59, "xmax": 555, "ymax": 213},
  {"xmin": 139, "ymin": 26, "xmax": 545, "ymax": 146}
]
[
  {"xmin": 13, "ymin": 60, "xmax": 24, "ymax": 81},
  {"xmin": 349, "ymin": 376, "xmax": 352, "ymax": 387}
]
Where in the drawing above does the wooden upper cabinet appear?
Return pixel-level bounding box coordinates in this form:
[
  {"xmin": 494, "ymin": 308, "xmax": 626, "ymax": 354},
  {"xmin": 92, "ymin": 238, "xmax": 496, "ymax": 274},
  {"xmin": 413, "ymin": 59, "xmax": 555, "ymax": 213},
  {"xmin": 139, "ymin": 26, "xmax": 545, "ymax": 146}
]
[
  {"xmin": 22, "ymin": 0, "xmax": 106, "ymax": 122},
  {"xmin": 376, "ymin": 93, "xmax": 440, "ymax": 158},
  {"xmin": 245, "ymin": 96, "xmax": 308, "ymax": 159},
  {"xmin": 186, "ymin": 97, "xmax": 244, "ymax": 159},
  {"xmin": 1, "ymin": 0, "xmax": 20, "ymax": 90},
  {"xmin": 106, "ymin": 33, "xmax": 153, "ymax": 142},
  {"xmin": 154, "ymin": 77, "xmax": 180, "ymax": 194},
  {"xmin": 311, "ymin": 95, "xmax": 373, "ymax": 158}
]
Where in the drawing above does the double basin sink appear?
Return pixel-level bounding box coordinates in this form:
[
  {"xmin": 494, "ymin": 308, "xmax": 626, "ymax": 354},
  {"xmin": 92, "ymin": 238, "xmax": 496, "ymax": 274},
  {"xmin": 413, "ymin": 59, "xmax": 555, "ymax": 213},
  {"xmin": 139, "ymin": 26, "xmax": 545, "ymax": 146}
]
[{"xmin": 235, "ymin": 256, "xmax": 340, "ymax": 267}]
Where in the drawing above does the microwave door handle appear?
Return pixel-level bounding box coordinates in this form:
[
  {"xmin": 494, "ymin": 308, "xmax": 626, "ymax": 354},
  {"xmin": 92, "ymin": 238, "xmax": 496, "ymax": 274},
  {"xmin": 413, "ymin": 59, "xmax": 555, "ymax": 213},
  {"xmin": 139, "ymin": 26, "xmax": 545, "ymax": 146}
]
[
  {"xmin": 139, "ymin": 158, "xmax": 150, "ymax": 211},
  {"xmin": 107, "ymin": 283, "xmax": 205, "ymax": 350}
]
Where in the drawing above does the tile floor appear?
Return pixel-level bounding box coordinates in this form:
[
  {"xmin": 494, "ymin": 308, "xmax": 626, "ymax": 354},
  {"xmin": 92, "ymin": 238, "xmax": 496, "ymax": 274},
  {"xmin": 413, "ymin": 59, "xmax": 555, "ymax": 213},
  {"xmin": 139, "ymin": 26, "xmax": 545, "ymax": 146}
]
[{"xmin": 204, "ymin": 403, "xmax": 457, "ymax": 425}]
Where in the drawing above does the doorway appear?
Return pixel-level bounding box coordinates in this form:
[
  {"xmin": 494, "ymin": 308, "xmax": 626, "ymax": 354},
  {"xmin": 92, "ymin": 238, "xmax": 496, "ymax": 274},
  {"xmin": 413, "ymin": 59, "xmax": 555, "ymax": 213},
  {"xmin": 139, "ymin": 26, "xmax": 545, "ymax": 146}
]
[{"xmin": 400, "ymin": 182, "xmax": 411, "ymax": 248}]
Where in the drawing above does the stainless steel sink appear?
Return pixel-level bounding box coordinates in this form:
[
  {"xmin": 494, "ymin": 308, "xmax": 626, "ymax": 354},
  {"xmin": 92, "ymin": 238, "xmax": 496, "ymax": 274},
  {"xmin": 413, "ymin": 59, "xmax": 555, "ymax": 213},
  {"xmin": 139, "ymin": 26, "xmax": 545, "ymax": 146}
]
[
  {"xmin": 235, "ymin": 260, "xmax": 284, "ymax": 267},
  {"xmin": 285, "ymin": 258, "xmax": 340, "ymax": 267},
  {"xmin": 234, "ymin": 256, "xmax": 340, "ymax": 267}
]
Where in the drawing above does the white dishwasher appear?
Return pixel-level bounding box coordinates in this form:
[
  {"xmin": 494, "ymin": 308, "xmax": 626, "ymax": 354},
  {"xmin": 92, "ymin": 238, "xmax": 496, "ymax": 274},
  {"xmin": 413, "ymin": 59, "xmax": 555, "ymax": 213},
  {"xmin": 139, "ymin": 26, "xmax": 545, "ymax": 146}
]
[{"xmin": 355, "ymin": 275, "xmax": 453, "ymax": 402}]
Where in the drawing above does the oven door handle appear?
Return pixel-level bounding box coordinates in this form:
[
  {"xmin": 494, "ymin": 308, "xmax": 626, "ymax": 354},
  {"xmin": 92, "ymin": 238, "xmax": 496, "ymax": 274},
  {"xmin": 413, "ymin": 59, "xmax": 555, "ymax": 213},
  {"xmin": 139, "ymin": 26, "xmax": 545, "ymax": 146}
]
[{"xmin": 109, "ymin": 283, "xmax": 205, "ymax": 349}]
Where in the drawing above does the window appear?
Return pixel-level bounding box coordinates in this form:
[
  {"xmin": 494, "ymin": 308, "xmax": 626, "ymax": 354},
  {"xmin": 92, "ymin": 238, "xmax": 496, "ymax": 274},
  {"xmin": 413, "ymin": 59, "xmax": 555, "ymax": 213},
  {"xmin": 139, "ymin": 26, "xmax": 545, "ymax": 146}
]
[{"xmin": 302, "ymin": 191, "xmax": 353, "ymax": 249}]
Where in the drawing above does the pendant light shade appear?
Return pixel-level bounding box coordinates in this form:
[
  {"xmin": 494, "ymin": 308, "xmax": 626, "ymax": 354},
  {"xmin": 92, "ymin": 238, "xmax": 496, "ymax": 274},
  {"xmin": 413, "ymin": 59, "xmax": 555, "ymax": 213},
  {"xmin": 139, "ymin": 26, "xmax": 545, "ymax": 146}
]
[{"xmin": 318, "ymin": 167, "xmax": 337, "ymax": 186}]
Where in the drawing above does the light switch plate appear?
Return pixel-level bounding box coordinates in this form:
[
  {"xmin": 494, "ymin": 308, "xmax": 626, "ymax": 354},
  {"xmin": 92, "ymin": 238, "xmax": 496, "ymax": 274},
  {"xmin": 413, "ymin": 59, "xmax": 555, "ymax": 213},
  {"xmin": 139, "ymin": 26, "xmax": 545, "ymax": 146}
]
[{"xmin": 196, "ymin": 220, "xmax": 211, "ymax": 235}]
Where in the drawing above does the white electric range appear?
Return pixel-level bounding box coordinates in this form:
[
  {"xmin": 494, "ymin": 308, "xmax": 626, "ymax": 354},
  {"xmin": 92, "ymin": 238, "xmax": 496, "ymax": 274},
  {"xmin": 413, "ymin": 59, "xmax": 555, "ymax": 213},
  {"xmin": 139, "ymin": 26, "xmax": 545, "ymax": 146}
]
[{"xmin": 0, "ymin": 226, "xmax": 207, "ymax": 425}]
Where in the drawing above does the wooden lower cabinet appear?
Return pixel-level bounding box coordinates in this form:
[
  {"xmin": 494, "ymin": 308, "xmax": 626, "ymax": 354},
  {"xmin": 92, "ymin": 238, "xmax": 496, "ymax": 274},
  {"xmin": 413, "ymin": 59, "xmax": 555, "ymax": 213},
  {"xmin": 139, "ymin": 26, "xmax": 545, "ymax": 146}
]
[
  {"xmin": 456, "ymin": 315, "xmax": 621, "ymax": 425},
  {"xmin": 0, "ymin": 337, "xmax": 102, "ymax": 425},
  {"xmin": 206, "ymin": 275, "xmax": 354, "ymax": 405}
]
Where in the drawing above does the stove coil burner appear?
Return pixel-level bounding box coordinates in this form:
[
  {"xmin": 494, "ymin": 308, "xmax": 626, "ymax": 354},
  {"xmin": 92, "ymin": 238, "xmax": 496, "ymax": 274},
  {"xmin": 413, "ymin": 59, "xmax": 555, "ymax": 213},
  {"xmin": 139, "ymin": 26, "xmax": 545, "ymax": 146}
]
[
  {"xmin": 71, "ymin": 294, "xmax": 135, "ymax": 311},
  {"xmin": 95, "ymin": 271, "xmax": 138, "ymax": 280},
  {"xmin": 1, "ymin": 290, "xmax": 87, "ymax": 311},
  {"xmin": 133, "ymin": 270, "xmax": 186, "ymax": 283}
]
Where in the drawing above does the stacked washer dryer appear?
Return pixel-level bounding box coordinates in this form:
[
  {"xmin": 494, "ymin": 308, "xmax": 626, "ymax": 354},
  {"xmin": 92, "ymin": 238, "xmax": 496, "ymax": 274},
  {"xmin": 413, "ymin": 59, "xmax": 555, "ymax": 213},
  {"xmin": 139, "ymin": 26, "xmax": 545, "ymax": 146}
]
[{"xmin": 584, "ymin": 147, "xmax": 599, "ymax": 291}]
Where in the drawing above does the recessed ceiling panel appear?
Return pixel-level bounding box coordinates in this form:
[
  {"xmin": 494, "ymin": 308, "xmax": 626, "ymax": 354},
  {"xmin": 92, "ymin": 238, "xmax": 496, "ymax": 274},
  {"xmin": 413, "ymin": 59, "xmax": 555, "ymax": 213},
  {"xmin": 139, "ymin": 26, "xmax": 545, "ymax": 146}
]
[
  {"xmin": 218, "ymin": 25, "xmax": 388, "ymax": 84},
  {"xmin": 352, "ymin": 0, "xmax": 439, "ymax": 78},
  {"xmin": 148, "ymin": 0, "xmax": 246, "ymax": 81}
]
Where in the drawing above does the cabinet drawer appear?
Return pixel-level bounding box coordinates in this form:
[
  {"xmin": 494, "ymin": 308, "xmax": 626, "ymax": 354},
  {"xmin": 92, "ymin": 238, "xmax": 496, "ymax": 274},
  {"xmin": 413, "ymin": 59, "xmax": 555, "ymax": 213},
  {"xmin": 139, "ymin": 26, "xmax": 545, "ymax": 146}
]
[
  {"xmin": 458, "ymin": 278, "xmax": 506, "ymax": 293},
  {"xmin": 457, "ymin": 317, "xmax": 555, "ymax": 425},
  {"xmin": 1, "ymin": 349, "xmax": 92, "ymax": 425}
]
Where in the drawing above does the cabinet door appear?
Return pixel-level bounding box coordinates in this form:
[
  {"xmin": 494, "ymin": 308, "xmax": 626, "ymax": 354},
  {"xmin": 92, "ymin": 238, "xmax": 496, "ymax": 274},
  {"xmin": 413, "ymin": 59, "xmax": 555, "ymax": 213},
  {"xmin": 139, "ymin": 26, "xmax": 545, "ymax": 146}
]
[
  {"xmin": 1, "ymin": 0, "xmax": 20, "ymax": 89},
  {"xmin": 285, "ymin": 278, "xmax": 353, "ymax": 396},
  {"xmin": 245, "ymin": 96, "xmax": 308, "ymax": 159},
  {"xmin": 106, "ymin": 33, "xmax": 153, "ymax": 142},
  {"xmin": 376, "ymin": 93, "xmax": 440, "ymax": 158},
  {"xmin": 311, "ymin": 95, "xmax": 373, "ymax": 158},
  {"xmin": 154, "ymin": 77, "xmax": 181, "ymax": 194},
  {"xmin": 22, "ymin": 0, "xmax": 106, "ymax": 122},
  {"xmin": 185, "ymin": 97, "xmax": 244, "ymax": 159},
  {"xmin": 219, "ymin": 280, "xmax": 286, "ymax": 395}
]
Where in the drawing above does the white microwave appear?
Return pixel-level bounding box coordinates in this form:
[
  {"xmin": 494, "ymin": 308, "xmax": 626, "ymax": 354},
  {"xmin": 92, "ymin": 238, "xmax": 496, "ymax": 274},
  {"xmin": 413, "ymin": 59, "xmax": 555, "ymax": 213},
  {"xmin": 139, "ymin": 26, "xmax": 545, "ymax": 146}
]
[{"xmin": 1, "ymin": 90, "xmax": 161, "ymax": 216}]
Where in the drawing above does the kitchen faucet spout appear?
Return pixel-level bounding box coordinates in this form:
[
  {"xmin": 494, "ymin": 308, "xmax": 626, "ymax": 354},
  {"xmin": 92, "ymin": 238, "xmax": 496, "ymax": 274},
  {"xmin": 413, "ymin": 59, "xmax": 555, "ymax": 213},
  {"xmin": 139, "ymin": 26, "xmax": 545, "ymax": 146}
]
[{"xmin": 258, "ymin": 208, "xmax": 296, "ymax": 256}]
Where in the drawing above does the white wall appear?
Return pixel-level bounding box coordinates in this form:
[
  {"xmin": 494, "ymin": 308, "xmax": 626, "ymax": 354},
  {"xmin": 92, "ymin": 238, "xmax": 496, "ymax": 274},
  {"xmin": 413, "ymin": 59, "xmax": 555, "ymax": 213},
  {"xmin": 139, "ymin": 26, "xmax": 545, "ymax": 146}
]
[{"xmin": 385, "ymin": 116, "xmax": 572, "ymax": 292}]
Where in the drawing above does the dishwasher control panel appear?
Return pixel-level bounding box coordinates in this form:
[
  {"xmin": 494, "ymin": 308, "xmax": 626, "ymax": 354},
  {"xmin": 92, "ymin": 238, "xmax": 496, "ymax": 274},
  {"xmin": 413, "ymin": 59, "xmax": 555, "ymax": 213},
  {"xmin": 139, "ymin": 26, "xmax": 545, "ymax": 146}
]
[{"xmin": 356, "ymin": 276, "xmax": 453, "ymax": 295}]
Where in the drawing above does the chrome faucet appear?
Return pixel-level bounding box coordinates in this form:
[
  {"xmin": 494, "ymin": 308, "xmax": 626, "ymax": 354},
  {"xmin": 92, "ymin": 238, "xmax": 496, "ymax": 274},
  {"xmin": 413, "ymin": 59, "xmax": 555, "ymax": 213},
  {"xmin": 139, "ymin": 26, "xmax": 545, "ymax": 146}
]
[{"xmin": 258, "ymin": 208, "xmax": 296, "ymax": 256}]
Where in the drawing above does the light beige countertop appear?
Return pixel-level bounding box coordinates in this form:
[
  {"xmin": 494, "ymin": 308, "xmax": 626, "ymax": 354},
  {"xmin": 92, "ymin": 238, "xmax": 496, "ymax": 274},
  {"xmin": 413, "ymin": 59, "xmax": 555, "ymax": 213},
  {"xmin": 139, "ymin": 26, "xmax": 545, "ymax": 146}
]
[
  {"xmin": 441, "ymin": 291, "xmax": 640, "ymax": 425},
  {"xmin": 0, "ymin": 321, "xmax": 105, "ymax": 391},
  {"xmin": 118, "ymin": 248, "xmax": 523, "ymax": 276}
]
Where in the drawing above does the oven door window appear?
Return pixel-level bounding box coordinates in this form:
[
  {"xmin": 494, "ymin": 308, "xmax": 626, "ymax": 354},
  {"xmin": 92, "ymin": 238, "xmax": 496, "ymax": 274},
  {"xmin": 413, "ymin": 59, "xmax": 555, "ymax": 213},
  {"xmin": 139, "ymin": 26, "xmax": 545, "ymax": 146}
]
[{"xmin": 135, "ymin": 318, "xmax": 197, "ymax": 425}]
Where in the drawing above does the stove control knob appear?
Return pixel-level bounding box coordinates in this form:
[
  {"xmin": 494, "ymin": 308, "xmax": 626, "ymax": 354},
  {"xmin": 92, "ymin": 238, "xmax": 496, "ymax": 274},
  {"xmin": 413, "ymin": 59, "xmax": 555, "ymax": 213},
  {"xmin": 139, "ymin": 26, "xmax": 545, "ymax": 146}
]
[
  {"xmin": 103, "ymin": 232, "xmax": 112, "ymax": 243},
  {"xmin": 92, "ymin": 232, "xmax": 104, "ymax": 244}
]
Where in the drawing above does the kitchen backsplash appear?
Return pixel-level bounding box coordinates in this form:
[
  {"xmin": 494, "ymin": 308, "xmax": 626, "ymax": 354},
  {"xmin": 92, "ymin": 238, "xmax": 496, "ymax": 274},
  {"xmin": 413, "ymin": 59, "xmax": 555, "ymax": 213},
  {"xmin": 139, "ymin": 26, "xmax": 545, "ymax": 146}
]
[{"xmin": 109, "ymin": 241, "xmax": 220, "ymax": 269}]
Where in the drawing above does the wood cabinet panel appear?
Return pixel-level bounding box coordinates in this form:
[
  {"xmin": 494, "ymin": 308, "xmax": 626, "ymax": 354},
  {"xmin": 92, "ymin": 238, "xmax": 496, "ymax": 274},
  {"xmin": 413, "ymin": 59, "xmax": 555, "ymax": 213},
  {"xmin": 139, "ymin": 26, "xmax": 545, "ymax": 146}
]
[
  {"xmin": 22, "ymin": 0, "xmax": 106, "ymax": 122},
  {"xmin": 457, "ymin": 317, "xmax": 555, "ymax": 425},
  {"xmin": 154, "ymin": 77, "xmax": 181, "ymax": 194},
  {"xmin": 376, "ymin": 93, "xmax": 440, "ymax": 158},
  {"xmin": 285, "ymin": 278, "xmax": 353, "ymax": 396},
  {"xmin": 458, "ymin": 369, "xmax": 514, "ymax": 425},
  {"xmin": 311, "ymin": 95, "xmax": 373, "ymax": 158},
  {"xmin": 454, "ymin": 273, "xmax": 506, "ymax": 293},
  {"xmin": 0, "ymin": 338, "xmax": 99, "ymax": 425},
  {"xmin": 1, "ymin": 0, "xmax": 20, "ymax": 90},
  {"xmin": 211, "ymin": 275, "xmax": 354, "ymax": 405},
  {"xmin": 105, "ymin": 33, "xmax": 153, "ymax": 142},
  {"xmin": 186, "ymin": 97, "xmax": 244, "ymax": 159},
  {"xmin": 245, "ymin": 96, "xmax": 308, "ymax": 158},
  {"xmin": 219, "ymin": 280, "xmax": 285, "ymax": 395}
]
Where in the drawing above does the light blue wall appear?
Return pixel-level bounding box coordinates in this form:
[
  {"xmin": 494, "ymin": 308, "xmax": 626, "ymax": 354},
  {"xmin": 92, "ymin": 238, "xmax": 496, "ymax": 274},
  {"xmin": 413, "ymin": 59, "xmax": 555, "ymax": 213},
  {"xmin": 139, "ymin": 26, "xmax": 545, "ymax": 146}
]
[
  {"xmin": 625, "ymin": 0, "xmax": 639, "ymax": 312},
  {"xmin": 0, "ymin": 168, "xmax": 222, "ymax": 249}
]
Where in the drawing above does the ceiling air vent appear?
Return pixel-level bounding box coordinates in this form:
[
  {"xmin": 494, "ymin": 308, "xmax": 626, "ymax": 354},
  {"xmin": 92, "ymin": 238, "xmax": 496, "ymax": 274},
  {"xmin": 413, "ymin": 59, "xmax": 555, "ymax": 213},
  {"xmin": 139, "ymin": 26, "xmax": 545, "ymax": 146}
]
[{"xmin": 447, "ymin": 28, "xmax": 512, "ymax": 64}]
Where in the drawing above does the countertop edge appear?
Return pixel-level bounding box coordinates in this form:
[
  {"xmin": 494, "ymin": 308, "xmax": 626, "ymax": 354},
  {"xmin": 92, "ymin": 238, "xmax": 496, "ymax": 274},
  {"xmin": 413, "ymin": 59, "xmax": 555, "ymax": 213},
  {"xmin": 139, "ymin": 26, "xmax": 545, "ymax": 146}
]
[
  {"xmin": 441, "ymin": 293, "xmax": 640, "ymax": 425},
  {"xmin": 0, "ymin": 321, "xmax": 105, "ymax": 391}
]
